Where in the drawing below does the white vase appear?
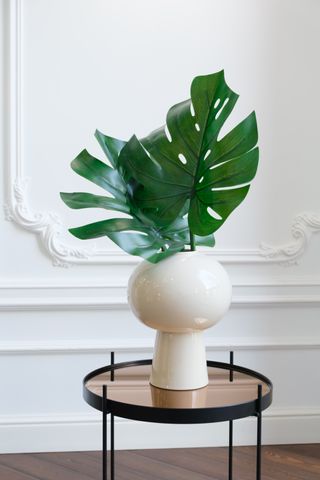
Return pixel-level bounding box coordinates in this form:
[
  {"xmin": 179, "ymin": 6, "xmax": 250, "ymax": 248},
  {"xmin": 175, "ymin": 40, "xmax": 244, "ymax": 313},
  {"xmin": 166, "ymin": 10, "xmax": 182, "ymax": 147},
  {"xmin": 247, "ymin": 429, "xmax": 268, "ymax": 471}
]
[{"xmin": 128, "ymin": 251, "xmax": 232, "ymax": 390}]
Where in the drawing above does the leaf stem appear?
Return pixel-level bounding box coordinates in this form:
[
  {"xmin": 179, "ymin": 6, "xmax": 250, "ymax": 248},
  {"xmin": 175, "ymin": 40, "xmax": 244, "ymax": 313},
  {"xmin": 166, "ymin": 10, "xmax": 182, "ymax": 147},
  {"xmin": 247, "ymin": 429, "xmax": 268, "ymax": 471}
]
[{"xmin": 190, "ymin": 231, "xmax": 196, "ymax": 251}]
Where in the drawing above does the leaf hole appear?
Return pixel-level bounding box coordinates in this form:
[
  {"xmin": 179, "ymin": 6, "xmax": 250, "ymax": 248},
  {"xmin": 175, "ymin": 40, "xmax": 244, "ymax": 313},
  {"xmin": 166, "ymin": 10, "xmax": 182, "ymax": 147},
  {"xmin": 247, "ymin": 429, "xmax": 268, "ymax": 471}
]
[
  {"xmin": 204, "ymin": 149, "xmax": 211, "ymax": 160},
  {"xmin": 211, "ymin": 182, "xmax": 250, "ymax": 191},
  {"xmin": 195, "ymin": 123, "xmax": 200, "ymax": 132},
  {"xmin": 178, "ymin": 153, "xmax": 187, "ymax": 165},
  {"xmin": 207, "ymin": 207, "xmax": 222, "ymax": 220},
  {"xmin": 210, "ymin": 159, "xmax": 230, "ymax": 171},
  {"xmin": 165, "ymin": 124, "xmax": 172, "ymax": 143},
  {"xmin": 214, "ymin": 98, "xmax": 221, "ymax": 109},
  {"xmin": 199, "ymin": 176, "xmax": 204, "ymax": 184},
  {"xmin": 190, "ymin": 102, "xmax": 195, "ymax": 117},
  {"xmin": 215, "ymin": 97, "xmax": 229, "ymax": 119}
]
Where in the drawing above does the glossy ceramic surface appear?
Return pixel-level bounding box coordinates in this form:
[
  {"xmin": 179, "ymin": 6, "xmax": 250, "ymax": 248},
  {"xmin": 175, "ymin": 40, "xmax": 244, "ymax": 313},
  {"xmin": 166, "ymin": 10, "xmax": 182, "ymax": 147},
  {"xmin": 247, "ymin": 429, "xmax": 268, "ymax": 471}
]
[
  {"xmin": 128, "ymin": 252, "xmax": 232, "ymax": 333},
  {"xmin": 151, "ymin": 330, "xmax": 208, "ymax": 389},
  {"xmin": 128, "ymin": 252, "xmax": 232, "ymax": 389}
]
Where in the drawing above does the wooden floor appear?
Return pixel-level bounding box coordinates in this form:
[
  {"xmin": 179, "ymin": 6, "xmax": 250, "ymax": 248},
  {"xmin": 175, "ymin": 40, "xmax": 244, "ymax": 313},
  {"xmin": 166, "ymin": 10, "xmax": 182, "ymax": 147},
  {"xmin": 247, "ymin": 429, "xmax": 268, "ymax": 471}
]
[{"xmin": 0, "ymin": 445, "xmax": 319, "ymax": 480}]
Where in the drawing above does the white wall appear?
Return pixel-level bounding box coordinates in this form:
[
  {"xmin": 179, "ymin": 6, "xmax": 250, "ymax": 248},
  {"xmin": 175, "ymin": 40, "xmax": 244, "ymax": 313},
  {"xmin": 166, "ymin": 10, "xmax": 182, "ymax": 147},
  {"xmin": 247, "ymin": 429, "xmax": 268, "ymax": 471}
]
[{"xmin": 1, "ymin": 0, "xmax": 320, "ymax": 453}]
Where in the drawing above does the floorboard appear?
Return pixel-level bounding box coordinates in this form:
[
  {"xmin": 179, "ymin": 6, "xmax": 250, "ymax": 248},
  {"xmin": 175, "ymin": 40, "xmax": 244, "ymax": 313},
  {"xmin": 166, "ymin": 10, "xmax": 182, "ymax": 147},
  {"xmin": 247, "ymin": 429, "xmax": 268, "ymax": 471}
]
[{"xmin": 0, "ymin": 445, "xmax": 319, "ymax": 480}]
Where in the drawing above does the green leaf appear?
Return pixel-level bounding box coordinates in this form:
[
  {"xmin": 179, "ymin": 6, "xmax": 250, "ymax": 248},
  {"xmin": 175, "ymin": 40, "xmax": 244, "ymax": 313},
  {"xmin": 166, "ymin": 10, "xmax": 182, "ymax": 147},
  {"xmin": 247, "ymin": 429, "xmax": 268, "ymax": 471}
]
[
  {"xmin": 198, "ymin": 111, "xmax": 258, "ymax": 174},
  {"xmin": 60, "ymin": 192, "xmax": 130, "ymax": 214},
  {"xmin": 197, "ymin": 147, "xmax": 258, "ymax": 191},
  {"xmin": 159, "ymin": 215, "xmax": 215, "ymax": 248},
  {"xmin": 106, "ymin": 231, "xmax": 184, "ymax": 263},
  {"xmin": 68, "ymin": 216, "xmax": 185, "ymax": 263},
  {"xmin": 64, "ymin": 147, "xmax": 189, "ymax": 261},
  {"xmin": 148, "ymin": 242, "xmax": 185, "ymax": 263},
  {"xmin": 107, "ymin": 231, "xmax": 162, "ymax": 257},
  {"xmin": 118, "ymin": 71, "xmax": 259, "ymax": 236},
  {"xmin": 69, "ymin": 218, "xmax": 150, "ymax": 240},
  {"xmin": 95, "ymin": 130, "xmax": 126, "ymax": 168},
  {"xmin": 189, "ymin": 186, "xmax": 250, "ymax": 236},
  {"xmin": 62, "ymin": 71, "xmax": 259, "ymax": 263},
  {"xmin": 71, "ymin": 149, "xmax": 126, "ymax": 198},
  {"xmin": 118, "ymin": 135, "xmax": 190, "ymax": 224}
]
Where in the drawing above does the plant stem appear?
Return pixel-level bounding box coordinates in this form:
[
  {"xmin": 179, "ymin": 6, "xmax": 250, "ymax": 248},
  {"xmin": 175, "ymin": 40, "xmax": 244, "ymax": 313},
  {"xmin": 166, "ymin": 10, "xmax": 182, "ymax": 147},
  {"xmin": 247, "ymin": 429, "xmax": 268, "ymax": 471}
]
[{"xmin": 190, "ymin": 231, "xmax": 196, "ymax": 251}]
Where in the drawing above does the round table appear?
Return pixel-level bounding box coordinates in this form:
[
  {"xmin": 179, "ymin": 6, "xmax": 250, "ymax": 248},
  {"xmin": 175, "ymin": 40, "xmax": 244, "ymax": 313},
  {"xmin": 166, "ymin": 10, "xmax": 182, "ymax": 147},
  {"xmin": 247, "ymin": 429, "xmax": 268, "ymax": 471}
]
[{"xmin": 83, "ymin": 352, "xmax": 273, "ymax": 480}]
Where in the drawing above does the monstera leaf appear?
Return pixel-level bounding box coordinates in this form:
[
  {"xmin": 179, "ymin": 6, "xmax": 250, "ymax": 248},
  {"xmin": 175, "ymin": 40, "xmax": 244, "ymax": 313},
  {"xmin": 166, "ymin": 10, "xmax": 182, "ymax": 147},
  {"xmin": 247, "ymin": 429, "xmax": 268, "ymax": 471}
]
[
  {"xmin": 61, "ymin": 71, "xmax": 258, "ymax": 262},
  {"xmin": 118, "ymin": 71, "xmax": 259, "ymax": 236},
  {"xmin": 61, "ymin": 131, "xmax": 214, "ymax": 262}
]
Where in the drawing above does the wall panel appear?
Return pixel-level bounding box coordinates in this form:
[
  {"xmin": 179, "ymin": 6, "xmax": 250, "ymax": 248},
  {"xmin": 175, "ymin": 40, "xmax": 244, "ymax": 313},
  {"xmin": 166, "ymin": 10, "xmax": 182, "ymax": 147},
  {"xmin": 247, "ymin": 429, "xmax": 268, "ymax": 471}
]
[{"xmin": 1, "ymin": 0, "xmax": 319, "ymax": 453}]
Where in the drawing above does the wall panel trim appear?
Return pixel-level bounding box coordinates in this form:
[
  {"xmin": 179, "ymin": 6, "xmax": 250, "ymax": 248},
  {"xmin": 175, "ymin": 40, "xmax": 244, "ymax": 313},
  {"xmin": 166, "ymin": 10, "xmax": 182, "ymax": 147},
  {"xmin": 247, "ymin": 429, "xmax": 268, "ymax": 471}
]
[
  {"xmin": 0, "ymin": 408, "xmax": 319, "ymax": 453},
  {"xmin": 1, "ymin": 280, "xmax": 320, "ymax": 311},
  {"xmin": 0, "ymin": 338, "xmax": 319, "ymax": 355},
  {"xmin": 2, "ymin": 295, "xmax": 320, "ymax": 311}
]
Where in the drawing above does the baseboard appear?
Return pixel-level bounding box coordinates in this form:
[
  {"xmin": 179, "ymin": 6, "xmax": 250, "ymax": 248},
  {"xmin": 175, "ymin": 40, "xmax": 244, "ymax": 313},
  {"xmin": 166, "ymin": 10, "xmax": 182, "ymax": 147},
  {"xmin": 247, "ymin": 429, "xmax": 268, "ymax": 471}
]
[{"xmin": 1, "ymin": 409, "xmax": 319, "ymax": 454}]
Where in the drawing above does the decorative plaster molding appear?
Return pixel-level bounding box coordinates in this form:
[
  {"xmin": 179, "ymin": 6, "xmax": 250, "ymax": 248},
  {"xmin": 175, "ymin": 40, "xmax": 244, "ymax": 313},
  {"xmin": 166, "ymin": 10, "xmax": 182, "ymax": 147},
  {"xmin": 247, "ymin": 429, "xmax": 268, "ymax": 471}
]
[
  {"xmin": 260, "ymin": 212, "xmax": 320, "ymax": 265},
  {"xmin": 4, "ymin": 177, "xmax": 141, "ymax": 267},
  {"xmin": 4, "ymin": 0, "xmax": 320, "ymax": 267},
  {"xmin": 4, "ymin": 178, "xmax": 93, "ymax": 267}
]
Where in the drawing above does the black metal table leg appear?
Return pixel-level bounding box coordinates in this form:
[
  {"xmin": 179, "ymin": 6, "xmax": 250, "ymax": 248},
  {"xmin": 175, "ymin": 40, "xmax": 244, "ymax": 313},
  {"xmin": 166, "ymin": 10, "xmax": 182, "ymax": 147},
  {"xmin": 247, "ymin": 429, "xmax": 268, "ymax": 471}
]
[
  {"xmin": 256, "ymin": 384, "xmax": 262, "ymax": 480},
  {"xmin": 110, "ymin": 352, "xmax": 115, "ymax": 480},
  {"xmin": 111, "ymin": 414, "xmax": 115, "ymax": 480},
  {"xmin": 228, "ymin": 420, "xmax": 233, "ymax": 480},
  {"xmin": 102, "ymin": 384, "xmax": 107, "ymax": 480},
  {"xmin": 228, "ymin": 351, "xmax": 234, "ymax": 480},
  {"xmin": 111, "ymin": 352, "xmax": 115, "ymax": 382}
]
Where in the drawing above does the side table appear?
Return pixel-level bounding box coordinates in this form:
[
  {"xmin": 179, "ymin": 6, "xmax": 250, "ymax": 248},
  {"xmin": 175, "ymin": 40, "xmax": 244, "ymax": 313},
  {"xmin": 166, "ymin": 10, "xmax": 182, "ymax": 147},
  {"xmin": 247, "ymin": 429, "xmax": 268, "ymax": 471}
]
[{"xmin": 83, "ymin": 352, "xmax": 273, "ymax": 480}]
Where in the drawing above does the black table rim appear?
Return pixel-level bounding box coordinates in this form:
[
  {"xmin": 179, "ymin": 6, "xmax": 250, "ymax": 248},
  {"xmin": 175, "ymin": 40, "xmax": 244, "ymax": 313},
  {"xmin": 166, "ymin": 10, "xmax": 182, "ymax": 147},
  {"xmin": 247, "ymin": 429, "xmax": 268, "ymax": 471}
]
[{"xmin": 83, "ymin": 359, "xmax": 273, "ymax": 424}]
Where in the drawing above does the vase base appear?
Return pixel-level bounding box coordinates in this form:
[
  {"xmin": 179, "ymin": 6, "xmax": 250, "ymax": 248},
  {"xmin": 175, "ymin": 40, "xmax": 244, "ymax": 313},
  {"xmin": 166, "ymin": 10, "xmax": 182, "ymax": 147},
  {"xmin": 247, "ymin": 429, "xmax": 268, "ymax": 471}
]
[{"xmin": 150, "ymin": 330, "xmax": 208, "ymax": 390}]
